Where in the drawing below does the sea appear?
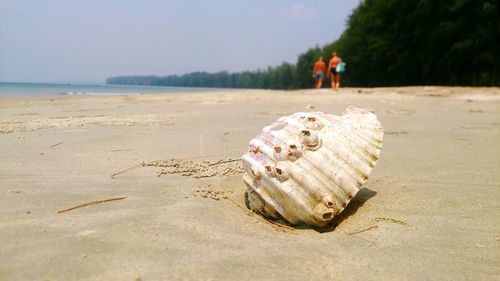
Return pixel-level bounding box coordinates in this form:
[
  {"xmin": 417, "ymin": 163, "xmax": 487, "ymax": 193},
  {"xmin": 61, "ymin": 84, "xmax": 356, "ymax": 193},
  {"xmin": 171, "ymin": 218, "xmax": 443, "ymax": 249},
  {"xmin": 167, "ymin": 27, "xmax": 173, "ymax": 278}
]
[{"xmin": 0, "ymin": 82, "xmax": 224, "ymax": 97}]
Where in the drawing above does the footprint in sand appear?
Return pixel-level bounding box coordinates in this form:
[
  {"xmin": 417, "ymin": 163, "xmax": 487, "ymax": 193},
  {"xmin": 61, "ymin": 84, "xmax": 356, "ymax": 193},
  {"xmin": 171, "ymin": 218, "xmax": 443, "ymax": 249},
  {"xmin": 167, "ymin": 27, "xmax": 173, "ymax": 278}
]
[{"xmin": 220, "ymin": 131, "xmax": 230, "ymax": 142}]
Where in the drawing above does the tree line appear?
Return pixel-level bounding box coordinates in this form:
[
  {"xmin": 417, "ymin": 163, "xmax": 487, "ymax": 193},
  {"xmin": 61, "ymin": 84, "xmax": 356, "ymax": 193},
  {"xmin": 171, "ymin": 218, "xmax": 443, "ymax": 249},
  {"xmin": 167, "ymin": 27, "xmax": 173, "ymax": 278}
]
[
  {"xmin": 106, "ymin": 64, "xmax": 296, "ymax": 89},
  {"xmin": 107, "ymin": 0, "xmax": 499, "ymax": 88}
]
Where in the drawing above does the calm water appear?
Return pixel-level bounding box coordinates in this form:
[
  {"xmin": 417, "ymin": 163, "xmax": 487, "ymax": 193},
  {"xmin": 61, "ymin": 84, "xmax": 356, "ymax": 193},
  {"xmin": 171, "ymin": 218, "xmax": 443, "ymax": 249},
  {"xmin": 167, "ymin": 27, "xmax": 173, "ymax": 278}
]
[{"xmin": 0, "ymin": 82, "xmax": 224, "ymax": 97}]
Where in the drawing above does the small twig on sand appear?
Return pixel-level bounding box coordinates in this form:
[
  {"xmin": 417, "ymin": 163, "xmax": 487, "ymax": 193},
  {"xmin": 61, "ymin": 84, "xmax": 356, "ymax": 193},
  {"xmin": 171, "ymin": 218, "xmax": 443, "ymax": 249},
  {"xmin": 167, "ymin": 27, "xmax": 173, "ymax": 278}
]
[
  {"xmin": 207, "ymin": 158, "xmax": 241, "ymax": 166},
  {"xmin": 49, "ymin": 142, "xmax": 63, "ymax": 148},
  {"xmin": 226, "ymin": 197, "xmax": 295, "ymax": 233},
  {"xmin": 111, "ymin": 162, "xmax": 145, "ymax": 179},
  {"xmin": 347, "ymin": 225, "xmax": 378, "ymax": 235},
  {"xmin": 385, "ymin": 131, "xmax": 408, "ymax": 135},
  {"xmin": 375, "ymin": 217, "xmax": 410, "ymax": 226},
  {"xmin": 110, "ymin": 149, "xmax": 131, "ymax": 152},
  {"xmin": 265, "ymin": 218, "xmax": 296, "ymax": 231},
  {"xmin": 57, "ymin": 196, "xmax": 127, "ymax": 213}
]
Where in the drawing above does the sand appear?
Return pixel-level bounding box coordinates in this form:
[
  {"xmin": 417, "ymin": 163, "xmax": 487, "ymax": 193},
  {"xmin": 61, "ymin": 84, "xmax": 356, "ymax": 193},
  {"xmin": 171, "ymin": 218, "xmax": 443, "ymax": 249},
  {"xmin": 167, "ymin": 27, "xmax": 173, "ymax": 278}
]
[{"xmin": 0, "ymin": 86, "xmax": 499, "ymax": 280}]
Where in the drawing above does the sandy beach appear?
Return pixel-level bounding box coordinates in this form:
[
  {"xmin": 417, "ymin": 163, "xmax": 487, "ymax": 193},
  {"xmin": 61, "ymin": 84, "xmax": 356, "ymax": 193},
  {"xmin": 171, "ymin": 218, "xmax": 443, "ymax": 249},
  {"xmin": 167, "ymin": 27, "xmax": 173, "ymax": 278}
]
[{"xmin": 0, "ymin": 87, "xmax": 499, "ymax": 280}]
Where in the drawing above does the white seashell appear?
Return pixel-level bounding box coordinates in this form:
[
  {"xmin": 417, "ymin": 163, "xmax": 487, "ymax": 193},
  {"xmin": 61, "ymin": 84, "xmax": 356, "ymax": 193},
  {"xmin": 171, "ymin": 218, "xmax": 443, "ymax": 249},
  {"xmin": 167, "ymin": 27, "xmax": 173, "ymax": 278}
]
[{"xmin": 241, "ymin": 107, "xmax": 384, "ymax": 228}]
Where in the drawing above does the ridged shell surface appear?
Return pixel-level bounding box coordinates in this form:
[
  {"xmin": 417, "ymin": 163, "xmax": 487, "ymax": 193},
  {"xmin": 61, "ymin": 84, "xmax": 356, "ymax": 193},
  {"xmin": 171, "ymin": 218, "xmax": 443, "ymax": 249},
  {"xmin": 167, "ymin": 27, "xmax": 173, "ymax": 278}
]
[{"xmin": 241, "ymin": 107, "xmax": 383, "ymax": 227}]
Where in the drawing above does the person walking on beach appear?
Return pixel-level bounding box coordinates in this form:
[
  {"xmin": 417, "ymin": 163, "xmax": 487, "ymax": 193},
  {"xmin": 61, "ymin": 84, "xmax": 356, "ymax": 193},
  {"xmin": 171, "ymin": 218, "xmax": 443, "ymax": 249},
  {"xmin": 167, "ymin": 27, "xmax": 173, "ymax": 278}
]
[
  {"xmin": 328, "ymin": 52, "xmax": 342, "ymax": 90},
  {"xmin": 312, "ymin": 57, "xmax": 326, "ymax": 89}
]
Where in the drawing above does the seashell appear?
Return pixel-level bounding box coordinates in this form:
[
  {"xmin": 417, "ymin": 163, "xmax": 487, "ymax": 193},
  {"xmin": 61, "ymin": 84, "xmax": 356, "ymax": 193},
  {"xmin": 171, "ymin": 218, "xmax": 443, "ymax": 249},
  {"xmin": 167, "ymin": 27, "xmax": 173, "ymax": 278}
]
[{"xmin": 241, "ymin": 107, "xmax": 384, "ymax": 228}]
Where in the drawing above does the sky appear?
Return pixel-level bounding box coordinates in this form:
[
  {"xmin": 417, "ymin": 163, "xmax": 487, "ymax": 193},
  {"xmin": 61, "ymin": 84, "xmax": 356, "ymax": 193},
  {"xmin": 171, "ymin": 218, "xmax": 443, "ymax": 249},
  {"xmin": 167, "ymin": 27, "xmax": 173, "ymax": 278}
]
[{"xmin": 0, "ymin": 0, "xmax": 360, "ymax": 83}]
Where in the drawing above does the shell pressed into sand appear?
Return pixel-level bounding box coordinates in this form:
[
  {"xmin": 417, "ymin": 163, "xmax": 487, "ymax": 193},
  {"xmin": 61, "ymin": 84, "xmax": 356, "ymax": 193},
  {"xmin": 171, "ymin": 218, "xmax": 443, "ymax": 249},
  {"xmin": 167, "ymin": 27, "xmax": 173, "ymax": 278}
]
[{"xmin": 241, "ymin": 107, "xmax": 383, "ymax": 228}]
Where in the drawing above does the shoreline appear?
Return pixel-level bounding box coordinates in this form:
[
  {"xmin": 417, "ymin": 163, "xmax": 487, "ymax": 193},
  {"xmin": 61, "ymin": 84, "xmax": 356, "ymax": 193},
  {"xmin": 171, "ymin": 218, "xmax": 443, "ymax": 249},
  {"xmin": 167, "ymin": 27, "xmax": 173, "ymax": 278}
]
[{"xmin": 1, "ymin": 85, "xmax": 499, "ymax": 99}]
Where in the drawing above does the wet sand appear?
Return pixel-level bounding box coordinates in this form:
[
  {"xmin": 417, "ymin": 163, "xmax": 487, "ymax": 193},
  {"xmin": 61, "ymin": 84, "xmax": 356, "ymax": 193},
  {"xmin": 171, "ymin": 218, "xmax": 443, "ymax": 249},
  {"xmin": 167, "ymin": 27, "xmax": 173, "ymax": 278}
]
[{"xmin": 0, "ymin": 86, "xmax": 499, "ymax": 280}]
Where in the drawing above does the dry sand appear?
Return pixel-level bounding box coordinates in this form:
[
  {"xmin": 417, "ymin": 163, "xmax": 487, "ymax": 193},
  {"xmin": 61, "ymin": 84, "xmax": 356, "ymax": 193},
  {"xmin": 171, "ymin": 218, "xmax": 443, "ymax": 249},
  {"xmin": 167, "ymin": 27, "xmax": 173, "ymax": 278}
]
[{"xmin": 0, "ymin": 86, "xmax": 499, "ymax": 280}]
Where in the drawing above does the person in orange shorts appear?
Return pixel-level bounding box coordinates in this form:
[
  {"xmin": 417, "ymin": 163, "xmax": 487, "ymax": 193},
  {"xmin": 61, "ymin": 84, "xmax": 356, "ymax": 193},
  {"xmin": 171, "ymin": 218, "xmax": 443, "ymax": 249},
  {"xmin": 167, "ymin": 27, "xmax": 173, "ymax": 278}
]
[
  {"xmin": 328, "ymin": 52, "xmax": 342, "ymax": 90},
  {"xmin": 312, "ymin": 57, "xmax": 326, "ymax": 89}
]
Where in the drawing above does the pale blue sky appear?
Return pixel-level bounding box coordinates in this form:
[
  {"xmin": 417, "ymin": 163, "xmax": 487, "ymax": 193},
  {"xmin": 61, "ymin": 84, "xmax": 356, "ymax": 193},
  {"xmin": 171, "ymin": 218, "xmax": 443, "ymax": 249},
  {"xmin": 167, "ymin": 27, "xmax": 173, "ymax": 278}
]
[{"xmin": 0, "ymin": 0, "xmax": 360, "ymax": 83}]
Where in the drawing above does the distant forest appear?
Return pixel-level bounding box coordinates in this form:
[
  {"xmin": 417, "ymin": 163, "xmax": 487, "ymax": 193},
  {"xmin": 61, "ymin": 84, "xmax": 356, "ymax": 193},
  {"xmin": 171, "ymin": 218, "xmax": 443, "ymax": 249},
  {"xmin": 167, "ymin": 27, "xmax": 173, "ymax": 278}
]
[{"xmin": 107, "ymin": 0, "xmax": 499, "ymax": 88}]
